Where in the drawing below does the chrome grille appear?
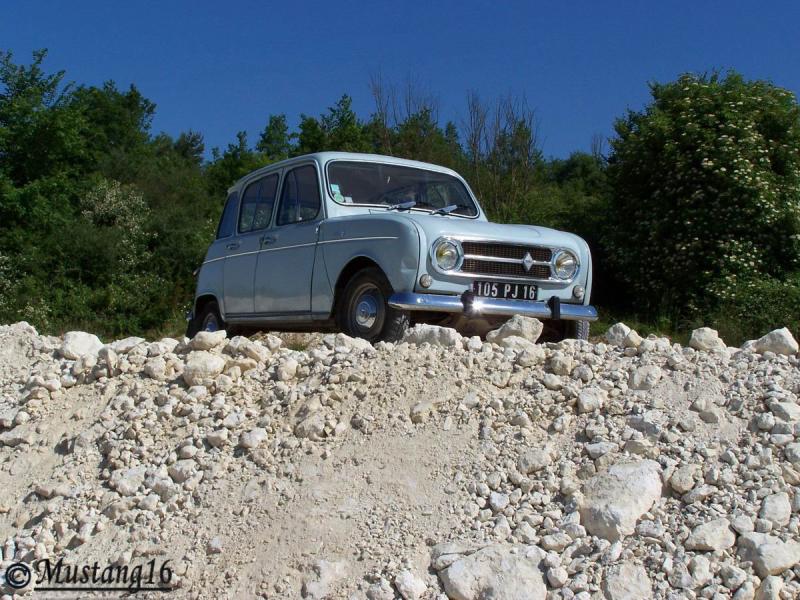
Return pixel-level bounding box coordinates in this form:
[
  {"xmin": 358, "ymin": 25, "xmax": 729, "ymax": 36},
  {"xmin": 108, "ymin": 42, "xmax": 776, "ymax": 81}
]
[
  {"xmin": 462, "ymin": 259, "xmax": 551, "ymax": 279},
  {"xmin": 461, "ymin": 241, "xmax": 552, "ymax": 262},
  {"xmin": 458, "ymin": 241, "xmax": 554, "ymax": 281}
]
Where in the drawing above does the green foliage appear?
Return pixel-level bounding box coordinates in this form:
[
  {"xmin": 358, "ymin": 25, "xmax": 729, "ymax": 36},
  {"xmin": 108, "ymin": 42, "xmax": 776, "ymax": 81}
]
[
  {"xmin": 3, "ymin": 50, "xmax": 799, "ymax": 345},
  {"xmin": 606, "ymin": 71, "xmax": 800, "ymax": 318},
  {"xmin": 706, "ymin": 273, "xmax": 800, "ymax": 344}
]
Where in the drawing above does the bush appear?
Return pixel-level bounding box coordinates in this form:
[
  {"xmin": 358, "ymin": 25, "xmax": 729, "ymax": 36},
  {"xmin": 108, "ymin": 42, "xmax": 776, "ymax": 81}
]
[
  {"xmin": 606, "ymin": 71, "xmax": 800, "ymax": 319},
  {"xmin": 706, "ymin": 274, "xmax": 800, "ymax": 345}
]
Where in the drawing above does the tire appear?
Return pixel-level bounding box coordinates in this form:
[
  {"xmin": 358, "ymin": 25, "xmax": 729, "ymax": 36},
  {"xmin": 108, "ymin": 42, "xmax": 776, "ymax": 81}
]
[
  {"xmin": 336, "ymin": 268, "xmax": 409, "ymax": 343},
  {"xmin": 186, "ymin": 300, "xmax": 224, "ymax": 339},
  {"xmin": 564, "ymin": 319, "xmax": 590, "ymax": 341}
]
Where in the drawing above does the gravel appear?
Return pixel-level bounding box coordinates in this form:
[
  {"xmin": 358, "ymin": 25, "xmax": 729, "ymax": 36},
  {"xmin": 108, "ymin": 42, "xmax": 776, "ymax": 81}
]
[{"xmin": 1, "ymin": 319, "xmax": 799, "ymax": 598}]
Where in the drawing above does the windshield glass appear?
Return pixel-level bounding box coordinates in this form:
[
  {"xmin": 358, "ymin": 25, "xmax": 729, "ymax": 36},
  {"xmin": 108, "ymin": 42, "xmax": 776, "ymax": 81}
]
[{"xmin": 327, "ymin": 161, "xmax": 478, "ymax": 217}]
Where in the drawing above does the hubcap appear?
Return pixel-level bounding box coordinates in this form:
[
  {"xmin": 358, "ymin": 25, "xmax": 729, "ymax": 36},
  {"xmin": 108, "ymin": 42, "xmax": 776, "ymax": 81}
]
[
  {"xmin": 354, "ymin": 291, "xmax": 379, "ymax": 329},
  {"xmin": 202, "ymin": 313, "xmax": 219, "ymax": 332}
]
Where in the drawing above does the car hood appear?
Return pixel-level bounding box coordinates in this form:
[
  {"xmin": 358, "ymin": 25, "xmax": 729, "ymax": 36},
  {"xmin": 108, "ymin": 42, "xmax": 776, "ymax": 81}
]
[{"xmin": 397, "ymin": 212, "xmax": 587, "ymax": 254}]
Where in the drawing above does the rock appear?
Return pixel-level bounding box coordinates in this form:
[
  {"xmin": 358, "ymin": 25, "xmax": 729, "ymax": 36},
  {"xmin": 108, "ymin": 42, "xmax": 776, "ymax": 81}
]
[
  {"xmin": 206, "ymin": 429, "xmax": 228, "ymax": 448},
  {"xmin": 541, "ymin": 533, "xmax": 571, "ymax": 552},
  {"xmin": 547, "ymin": 566, "xmax": 568, "ymax": 588},
  {"xmin": 410, "ymin": 401, "xmax": 434, "ymax": 424},
  {"xmin": 486, "ymin": 315, "xmax": 543, "ymax": 344},
  {"xmin": 168, "ymin": 460, "xmax": 195, "ymax": 484},
  {"xmin": 754, "ymin": 328, "xmax": 798, "ymax": 355},
  {"xmin": 110, "ymin": 336, "xmax": 145, "ymax": 353},
  {"xmin": 605, "ymin": 323, "xmax": 631, "ymax": 347},
  {"xmin": 436, "ymin": 544, "xmax": 546, "ymax": 600},
  {"xmin": 623, "ymin": 329, "xmax": 642, "ymax": 348},
  {"xmin": 577, "ymin": 387, "xmax": 607, "ymax": 413},
  {"xmin": 760, "ymin": 492, "xmax": 791, "ymax": 527},
  {"xmin": 579, "ymin": 460, "xmax": 663, "ymax": 541},
  {"xmin": 183, "ymin": 351, "xmax": 226, "ymax": 386},
  {"xmin": 689, "ymin": 327, "xmax": 726, "ymax": 352},
  {"xmin": 303, "ymin": 559, "xmax": 349, "ymax": 599},
  {"xmin": 629, "ymin": 365, "xmax": 662, "ymax": 391},
  {"xmin": 332, "ymin": 333, "xmax": 374, "ymax": 354},
  {"xmin": 394, "ymin": 570, "xmax": 426, "ymax": 600},
  {"xmin": 754, "ymin": 576, "xmax": 782, "ymax": 600},
  {"xmin": 669, "ymin": 465, "xmax": 697, "ymax": 494},
  {"xmin": 143, "ymin": 357, "xmax": 167, "ymax": 380},
  {"xmin": 277, "ymin": 358, "xmax": 299, "ymax": 381},
  {"xmin": 404, "ymin": 324, "xmax": 462, "ymax": 348},
  {"xmin": 206, "ymin": 537, "xmax": 223, "ymax": 554},
  {"xmin": 602, "ymin": 561, "xmax": 652, "ymax": 599},
  {"xmin": 685, "ymin": 518, "xmax": 736, "ymax": 551},
  {"xmin": 737, "ymin": 532, "xmax": 800, "ymax": 577},
  {"xmin": 190, "ymin": 330, "xmax": 227, "ymax": 350},
  {"xmin": 110, "ymin": 466, "xmax": 146, "ymax": 497},
  {"xmin": 61, "ymin": 331, "xmax": 103, "ymax": 360},
  {"xmin": 517, "ymin": 448, "xmax": 552, "ymax": 474},
  {"xmin": 239, "ymin": 428, "xmax": 267, "ymax": 449}
]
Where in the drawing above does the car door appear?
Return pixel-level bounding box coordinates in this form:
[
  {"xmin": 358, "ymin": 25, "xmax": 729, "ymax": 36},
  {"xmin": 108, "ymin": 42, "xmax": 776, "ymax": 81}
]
[
  {"xmin": 223, "ymin": 172, "xmax": 279, "ymax": 317},
  {"xmin": 253, "ymin": 163, "xmax": 323, "ymax": 315}
]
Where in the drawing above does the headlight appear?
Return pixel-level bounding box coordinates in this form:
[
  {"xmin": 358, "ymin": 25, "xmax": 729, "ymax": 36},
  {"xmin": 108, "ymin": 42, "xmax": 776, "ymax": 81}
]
[
  {"xmin": 553, "ymin": 250, "xmax": 578, "ymax": 280},
  {"xmin": 432, "ymin": 238, "xmax": 463, "ymax": 271}
]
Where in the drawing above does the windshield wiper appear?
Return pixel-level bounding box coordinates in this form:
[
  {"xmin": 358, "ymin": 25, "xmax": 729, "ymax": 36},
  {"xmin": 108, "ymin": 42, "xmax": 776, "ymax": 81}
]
[
  {"xmin": 387, "ymin": 200, "xmax": 416, "ymax": 211},
  {"xmin": 431, "ymin": 204, "xmax": 459, "ymax": 215}
]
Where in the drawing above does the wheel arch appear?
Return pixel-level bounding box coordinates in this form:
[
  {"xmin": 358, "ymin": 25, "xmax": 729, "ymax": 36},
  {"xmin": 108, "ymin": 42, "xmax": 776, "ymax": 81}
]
[
  {"xmin": 194, "ymin": 293, "xmax": 222, "ymax": 319},
  {"xmin": 331, "ymin": 256, "xmax": 385, "ymax": 316}
]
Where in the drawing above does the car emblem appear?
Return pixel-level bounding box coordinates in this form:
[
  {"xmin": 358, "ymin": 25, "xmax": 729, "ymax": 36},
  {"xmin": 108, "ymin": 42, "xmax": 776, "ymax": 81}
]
[{"xmin": 522, "ymin": 252, "xmax": 534, "ymax": 271}]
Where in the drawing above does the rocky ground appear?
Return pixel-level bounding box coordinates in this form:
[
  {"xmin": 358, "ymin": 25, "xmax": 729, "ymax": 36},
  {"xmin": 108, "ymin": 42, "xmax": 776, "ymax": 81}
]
[{"xmin": 1, "ymin": 317, "xmax": 800, "ymax": 599}]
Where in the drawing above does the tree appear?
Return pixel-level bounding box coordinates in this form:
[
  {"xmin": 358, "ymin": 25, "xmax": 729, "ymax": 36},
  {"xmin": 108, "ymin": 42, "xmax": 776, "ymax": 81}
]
[
  {"xmin": 606, "ymin": 71, "xmax": 800, "ymax": 318},
  {"xmin": 256, "ymin": 114, "xmax": 290, "ymax": 160}
]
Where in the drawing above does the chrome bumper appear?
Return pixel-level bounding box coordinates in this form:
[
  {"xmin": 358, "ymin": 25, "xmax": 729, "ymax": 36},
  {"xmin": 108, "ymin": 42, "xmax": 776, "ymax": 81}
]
[{"xmin": 388, "ymin": 291, "xmax": 598, "ymax": 321}]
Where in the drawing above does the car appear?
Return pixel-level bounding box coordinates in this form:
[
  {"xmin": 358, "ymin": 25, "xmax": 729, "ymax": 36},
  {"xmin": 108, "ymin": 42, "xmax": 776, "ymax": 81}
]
[{"xmin": 187, "ymin": 152, "xmax": 597, "ymax": 342}]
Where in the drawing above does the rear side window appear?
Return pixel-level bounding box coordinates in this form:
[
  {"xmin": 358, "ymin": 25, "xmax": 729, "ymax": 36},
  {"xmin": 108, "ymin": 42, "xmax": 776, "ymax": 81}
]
[
  {"xmin": 238, "ymin": 174, "xmax": 279, "ymax": 233},
  {"xmin": 216, "ymin": 193, "xmax": 239, "ymax": 239},
  {"xmin": 276, "ymin": 165, "xmax": 321, "ymax": 225}
]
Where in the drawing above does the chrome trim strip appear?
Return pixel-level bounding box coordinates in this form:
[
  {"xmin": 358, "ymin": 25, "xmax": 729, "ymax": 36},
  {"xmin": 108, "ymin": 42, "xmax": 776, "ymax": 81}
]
[
  {"xmin": 463, "ymin": 254, "xmax": 551, "ymax": 266},
  {"xmin": 318, "ymin": 236, "xmax": 398, "ymax": 244},
  {"xmin": 202, "ymin": 237, "xmax": 398, "ymax": 265},
  {"xmin": 388, "ymin": 292, "xmax": 598, "ymax": 321}
]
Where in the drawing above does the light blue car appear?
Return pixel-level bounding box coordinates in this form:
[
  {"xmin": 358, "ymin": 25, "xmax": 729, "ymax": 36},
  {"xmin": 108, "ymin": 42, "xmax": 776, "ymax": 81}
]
[{"xmin": 187, "ymin": 152, "xmax": 597, "ymax": 342}]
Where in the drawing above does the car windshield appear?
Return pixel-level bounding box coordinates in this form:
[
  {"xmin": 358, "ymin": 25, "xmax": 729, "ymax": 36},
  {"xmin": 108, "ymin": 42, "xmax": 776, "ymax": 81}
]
[{"xmin": 327, "ymin": 161, "xmax": 478, "ymax": 217}]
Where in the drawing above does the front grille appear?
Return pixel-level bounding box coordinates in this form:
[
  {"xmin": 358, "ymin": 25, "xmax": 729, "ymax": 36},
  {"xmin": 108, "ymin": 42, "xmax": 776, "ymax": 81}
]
[
  {"xmin": 462, "ymin": 241, "xmax": 552, "ymax": 262},
  {"xmin": 462, "ymin": 258, "xmax": 551, "ymax": 279}
]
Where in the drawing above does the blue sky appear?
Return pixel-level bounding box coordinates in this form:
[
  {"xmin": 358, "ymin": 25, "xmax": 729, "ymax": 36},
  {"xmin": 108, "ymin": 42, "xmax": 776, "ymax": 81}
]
[{"xmin": 3, "ymin": 1, "xmax": 800, "ymax": 159}]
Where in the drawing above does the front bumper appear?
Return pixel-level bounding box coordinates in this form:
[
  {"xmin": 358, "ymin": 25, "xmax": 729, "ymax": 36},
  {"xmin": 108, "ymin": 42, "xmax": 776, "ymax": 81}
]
[{"xmin": 388, "ymin": 291, "xmax": 598, "ymax": 321}]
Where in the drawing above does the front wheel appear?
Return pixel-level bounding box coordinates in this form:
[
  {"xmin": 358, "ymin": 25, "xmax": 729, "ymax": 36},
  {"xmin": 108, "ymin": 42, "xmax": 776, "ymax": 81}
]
[
  {"xmin": 564, "ymin": 319, "xmax": 590, "ymax": 341},
  {"xmin": 336, "ymin": 268, "xmax": 409, "ymax": 343}
]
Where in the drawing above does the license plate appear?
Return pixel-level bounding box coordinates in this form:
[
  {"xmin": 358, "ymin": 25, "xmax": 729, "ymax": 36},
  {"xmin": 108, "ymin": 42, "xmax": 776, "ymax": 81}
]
[{"xmin": 472, "ymin": 280, "xmax": 537, "ymax": 301}]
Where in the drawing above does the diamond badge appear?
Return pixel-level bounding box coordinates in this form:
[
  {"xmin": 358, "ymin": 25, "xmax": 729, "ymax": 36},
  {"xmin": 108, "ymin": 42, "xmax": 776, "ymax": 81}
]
[{"xmin": 522, "ymin": 252, "xmax": 534, "ymax": 271}]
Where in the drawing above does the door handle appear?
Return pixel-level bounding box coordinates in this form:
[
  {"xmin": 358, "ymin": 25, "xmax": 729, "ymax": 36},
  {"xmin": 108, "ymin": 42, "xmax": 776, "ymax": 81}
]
[
  {"xmin": 261, "ymin": 236, "xmax": 276, "ymax": 246},
  {"xmin": 226, "ymin": 242, "xmax": 240, "ymax": 251}
]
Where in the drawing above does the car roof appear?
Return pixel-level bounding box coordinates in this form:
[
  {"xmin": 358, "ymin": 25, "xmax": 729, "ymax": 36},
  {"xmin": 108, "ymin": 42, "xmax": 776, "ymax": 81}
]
[{"xmin": 228, "ymin": 152, "xmax": 463, "ymax": 193}]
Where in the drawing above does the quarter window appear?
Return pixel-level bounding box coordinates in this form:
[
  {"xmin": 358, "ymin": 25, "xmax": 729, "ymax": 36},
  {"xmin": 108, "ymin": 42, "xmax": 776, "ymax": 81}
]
[
  {"xmin": 276, "ymin": 165, "xmax": 321, "ymax": 226},
  {"xmin": 216, "ymin": 192, "xmax": 239, "ymax": 239},
  {"xmin": 238, "ymin": 174, "xmax": 279, "ymax": 233}
]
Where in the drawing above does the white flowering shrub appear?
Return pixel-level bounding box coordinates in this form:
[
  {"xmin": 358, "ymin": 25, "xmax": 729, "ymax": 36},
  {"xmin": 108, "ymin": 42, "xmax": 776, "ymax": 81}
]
[{"xmin": 606, "ymin": 72, "xmax": 800, "ymax": 317}]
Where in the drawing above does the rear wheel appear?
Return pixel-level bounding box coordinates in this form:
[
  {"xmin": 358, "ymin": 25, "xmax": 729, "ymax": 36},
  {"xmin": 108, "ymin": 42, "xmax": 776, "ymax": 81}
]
[
  {"xmin": 186, "ymin": 300, "xmax": 224, "ymax": 339},
  {"xmin": 337, "ymin": 268, "xmax": 409, "ymax": 343}
]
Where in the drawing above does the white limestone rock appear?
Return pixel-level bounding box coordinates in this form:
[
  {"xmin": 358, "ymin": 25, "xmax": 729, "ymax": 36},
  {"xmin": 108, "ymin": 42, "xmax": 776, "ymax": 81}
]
[
  {"xmin": 689, "ymin": 327, "xmax": 726, "ymax": 352},
  {"xmin": 579, "ymin": 460, "xmax": 663, "ymax": 541},
  {"xmin": 486, "ymin": 315, "xmax": 543, "ymax": 344},
  {"xmin": 404, "ymin": 324, "xmax": 463, "ymax": 348},
  {"xmin": 754, "ymin": 327, "xmax": 798, "ymax": 355},
  {"xmin": 61, "ymin": 331, "xmax": 103, "ymax": 360}
]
